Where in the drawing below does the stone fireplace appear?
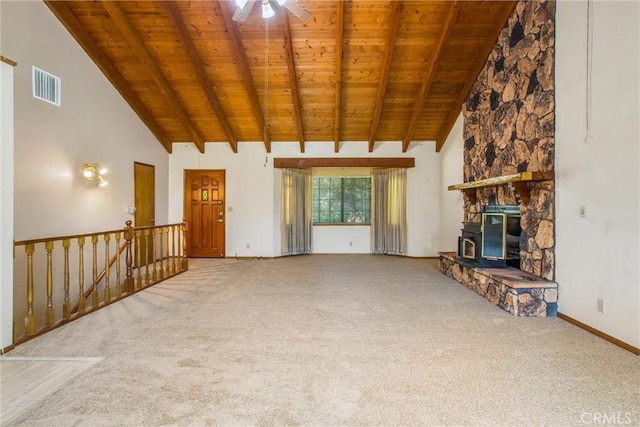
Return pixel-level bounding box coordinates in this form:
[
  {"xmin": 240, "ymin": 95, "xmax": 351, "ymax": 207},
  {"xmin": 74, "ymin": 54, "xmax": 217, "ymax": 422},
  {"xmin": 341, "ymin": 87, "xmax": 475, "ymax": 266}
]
[{"xmin": 439, "ymin": 0, "xmax": 557, "ymax": 317}]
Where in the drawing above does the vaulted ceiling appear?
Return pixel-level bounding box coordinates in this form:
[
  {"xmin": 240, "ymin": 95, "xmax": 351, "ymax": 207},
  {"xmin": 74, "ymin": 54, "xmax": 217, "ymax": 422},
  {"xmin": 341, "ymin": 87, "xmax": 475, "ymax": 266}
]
[{"xmin": 45, "ymin": 0, "xmax": 517, "ymax": 154}]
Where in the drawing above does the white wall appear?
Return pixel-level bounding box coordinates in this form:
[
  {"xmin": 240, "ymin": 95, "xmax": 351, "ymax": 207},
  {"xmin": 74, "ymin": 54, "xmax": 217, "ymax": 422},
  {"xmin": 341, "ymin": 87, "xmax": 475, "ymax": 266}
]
[
  {"xmin": 556, "ymin": 1, "xmax": 640, "ymax": 347},
  {"xmin": 0, "ymin": 59, "xmax": 15, "ymax": 350},
  {"xmin": 169, "ymin": 143, "xmax": 275, "ymax": 257},
  {"xmin": 169, "ymin": 141, "xmax": 440, "ymax": 257},
  {"xmin": 438, "ymin": 113, "xmax": 464, "ymax": 252},
  {"xmin": 2, "ymin": 1, "xmax": 170, "ymax": 240},
  {"xmin": 313, "ymin": 226, "xmax": 371, "ymax": 254}
]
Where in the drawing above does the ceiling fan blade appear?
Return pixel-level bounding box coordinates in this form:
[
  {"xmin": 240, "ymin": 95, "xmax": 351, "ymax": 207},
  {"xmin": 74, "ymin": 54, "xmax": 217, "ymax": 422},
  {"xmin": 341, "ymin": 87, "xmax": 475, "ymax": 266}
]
[
  {"xmin": 232, "ymin": 0, "xmax": 256, "ymax": 22},
  {"xmin": 283, "ymin": 0, "xmax": 312, "ymax": 21}
]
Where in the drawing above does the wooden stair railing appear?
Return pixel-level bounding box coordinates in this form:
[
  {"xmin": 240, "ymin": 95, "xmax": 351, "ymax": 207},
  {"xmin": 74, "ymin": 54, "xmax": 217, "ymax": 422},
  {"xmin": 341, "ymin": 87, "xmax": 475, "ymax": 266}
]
[
  {"xmin": 71, "ymin": 240, "xmax": 127, "ymax": 316},
  {"xmin": 12, "ymin": 219, "xmax": 189, "ymax": 347}
]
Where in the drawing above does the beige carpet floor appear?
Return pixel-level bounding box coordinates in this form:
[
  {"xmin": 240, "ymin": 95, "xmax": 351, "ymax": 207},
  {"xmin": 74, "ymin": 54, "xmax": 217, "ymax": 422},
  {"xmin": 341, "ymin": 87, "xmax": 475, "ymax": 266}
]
[{"xmin": 2, "ymin": 255, "xmax": 638, "ymax": 426}]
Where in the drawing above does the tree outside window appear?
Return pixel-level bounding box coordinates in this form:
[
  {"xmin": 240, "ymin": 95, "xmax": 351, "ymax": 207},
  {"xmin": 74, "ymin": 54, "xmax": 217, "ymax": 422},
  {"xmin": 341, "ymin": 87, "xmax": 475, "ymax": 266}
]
[{"xmin": 313, "ymin": 177, "xmax": 371, "ymax": 224}]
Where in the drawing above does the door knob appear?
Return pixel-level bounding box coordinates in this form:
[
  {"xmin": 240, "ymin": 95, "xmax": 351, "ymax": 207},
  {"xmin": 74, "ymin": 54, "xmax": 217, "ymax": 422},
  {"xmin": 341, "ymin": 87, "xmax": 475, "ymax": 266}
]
[{"xmin": 218, "ymin": 213, "xmax": 224, "ymax": 222}]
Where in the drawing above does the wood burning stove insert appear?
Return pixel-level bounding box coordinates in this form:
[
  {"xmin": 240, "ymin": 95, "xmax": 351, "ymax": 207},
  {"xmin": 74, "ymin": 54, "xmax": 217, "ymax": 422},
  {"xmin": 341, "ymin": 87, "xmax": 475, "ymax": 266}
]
[{"xmin": 457, "ymin": 205, "xmax": 521, "ymax": 268}]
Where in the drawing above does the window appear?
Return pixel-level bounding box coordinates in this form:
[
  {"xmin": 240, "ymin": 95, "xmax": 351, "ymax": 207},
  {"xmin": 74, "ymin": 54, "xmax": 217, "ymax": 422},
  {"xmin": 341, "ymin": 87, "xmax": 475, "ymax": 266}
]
[{"xmin": 313, "ymin": 177, "xmax": 371, "ymax": 224}]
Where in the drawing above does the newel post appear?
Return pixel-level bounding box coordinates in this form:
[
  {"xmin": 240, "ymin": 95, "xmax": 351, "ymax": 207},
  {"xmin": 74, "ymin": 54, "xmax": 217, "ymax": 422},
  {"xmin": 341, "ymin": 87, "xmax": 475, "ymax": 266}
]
[
  {"xmin": 124, "ymin": 220, "xmax": 135, "ymax": 294},
  {"xmin": 181, "ymin": 217, "xmax": 188, "ymax": 271}
]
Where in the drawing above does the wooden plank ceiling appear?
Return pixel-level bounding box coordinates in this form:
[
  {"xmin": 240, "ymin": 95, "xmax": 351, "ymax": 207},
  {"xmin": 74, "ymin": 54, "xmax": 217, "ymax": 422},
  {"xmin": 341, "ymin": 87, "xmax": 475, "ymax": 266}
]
[{"xmin": 44, "ymin": 0, "xmax": 516, "ymax": 154}]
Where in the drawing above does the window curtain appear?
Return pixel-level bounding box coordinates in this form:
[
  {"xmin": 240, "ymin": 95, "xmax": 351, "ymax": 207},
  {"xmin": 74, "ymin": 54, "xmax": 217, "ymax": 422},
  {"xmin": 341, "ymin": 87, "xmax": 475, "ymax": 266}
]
[
  {"xmin": 371, "ymin": 168, "xmax": 407, "ymax": 255},
  {"xmin": 281, "ymin": 168, "xmax": 313, "ymax": 255}
]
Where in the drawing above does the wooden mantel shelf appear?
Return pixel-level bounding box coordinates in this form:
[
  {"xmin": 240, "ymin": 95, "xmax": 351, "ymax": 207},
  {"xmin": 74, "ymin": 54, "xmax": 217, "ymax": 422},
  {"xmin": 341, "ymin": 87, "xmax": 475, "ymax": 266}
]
[{"xmin": 448, "ymin": 171, "xmax": 554, "ymax": 204}]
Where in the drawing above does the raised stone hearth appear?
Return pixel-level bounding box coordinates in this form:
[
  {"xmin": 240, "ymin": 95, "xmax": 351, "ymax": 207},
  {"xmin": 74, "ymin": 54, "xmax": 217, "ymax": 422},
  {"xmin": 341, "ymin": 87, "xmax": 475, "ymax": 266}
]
[{"xmin": 439, "ymin": 252, "xmax": 557, "ymax": 317}]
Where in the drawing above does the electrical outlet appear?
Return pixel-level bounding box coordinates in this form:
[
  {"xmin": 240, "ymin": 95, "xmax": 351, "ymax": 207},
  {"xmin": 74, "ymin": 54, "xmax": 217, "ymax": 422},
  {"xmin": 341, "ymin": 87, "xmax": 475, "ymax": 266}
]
[
  {"xmin": 597, "ymin": 299, "xmax": 605, "ymax": 313},
  {"xmin": 246, "ymin": 243, "xmax": 250, "ymax": 249},
  {"xmin": 349, "ymin": 241, "xmax": 353, "ymax": 247}
]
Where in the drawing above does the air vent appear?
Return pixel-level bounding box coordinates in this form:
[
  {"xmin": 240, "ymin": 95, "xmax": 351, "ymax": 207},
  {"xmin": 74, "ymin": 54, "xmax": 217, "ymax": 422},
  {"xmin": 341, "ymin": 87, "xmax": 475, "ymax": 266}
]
[{"xmin": 32, "ymin": 66, "xmax": 61, "ymax": 106}]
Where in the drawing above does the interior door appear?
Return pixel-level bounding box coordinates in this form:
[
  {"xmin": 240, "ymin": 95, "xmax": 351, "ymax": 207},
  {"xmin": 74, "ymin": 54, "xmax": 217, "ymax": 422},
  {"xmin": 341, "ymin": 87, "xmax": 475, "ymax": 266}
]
[
  {"xmin": 134, "ymin": 162, "xmax": 155, "ymax": 264},
  {"xmin": 184, "ymin": 170, "xmax": 226, "ymax": 258}
]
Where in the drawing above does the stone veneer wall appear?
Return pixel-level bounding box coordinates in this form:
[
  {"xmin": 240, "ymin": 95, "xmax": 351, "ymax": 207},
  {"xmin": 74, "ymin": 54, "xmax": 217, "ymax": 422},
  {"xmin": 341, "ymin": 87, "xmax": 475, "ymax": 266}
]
[{"xmin": 462, "ymin": 0, "xmax": 555, "ymax": 280}]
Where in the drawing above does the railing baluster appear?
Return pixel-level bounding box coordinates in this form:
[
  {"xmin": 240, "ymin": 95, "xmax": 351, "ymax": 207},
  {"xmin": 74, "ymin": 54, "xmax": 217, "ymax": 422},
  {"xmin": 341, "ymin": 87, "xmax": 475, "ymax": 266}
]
[
  {"xmin": 171, "ymin": 225, "xmax": 177, "ymax": 274},
  {"xmin": 182, "ymin": 218, "xmax": 188, "ymax": 271},
  {"xmin": 78, "ymin": 237, "xmax": 86, "ymax": 313},
  {"xmin": 151, "ymin": 228, "xmax": 158, "ymax": 282},
  {"xmin": 104, "ymin": 233, "xmax": 111, "ymax": 302},
  {"xmin": 25, "ymin": 244, "xmax": 36, "ymax": 335},
  {"xmin": 135, "ymin": 232, "xmax": 142, "ymax": 290},
  {"xmin": 92, "ymin": 235, "xmax": 99, "ymax": 309},
  {"xmin": 159, "ymin": 227, "xmax": 165, "ymax": 280},
  {"xmin": 124, "ymin": 221, "xmax": 134, "ymax": 294},
  {"xmin": 63, "ymin": 239, "xmax": 71, "ymax": 319},
  {"xmin": 45, "ymin": 241, "xmax": 55, "ymax": 327},
  {"xmin": 144, "ymin": 229, "xmax": 150, "ymax": 286},
  {"xmin": 164, "ymin": 226, "xmax": 170, "ymax": 278},
  {"xmin": 115, "ymin": 231, "xmax": 122, "ymax": 298}
]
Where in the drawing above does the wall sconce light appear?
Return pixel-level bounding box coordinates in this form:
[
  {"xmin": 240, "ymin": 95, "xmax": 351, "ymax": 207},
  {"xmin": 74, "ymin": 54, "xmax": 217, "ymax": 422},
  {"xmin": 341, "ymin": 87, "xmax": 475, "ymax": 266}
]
[{"xmin": 82, "ymin": 163, "xmax": 108, "ymax": 186}]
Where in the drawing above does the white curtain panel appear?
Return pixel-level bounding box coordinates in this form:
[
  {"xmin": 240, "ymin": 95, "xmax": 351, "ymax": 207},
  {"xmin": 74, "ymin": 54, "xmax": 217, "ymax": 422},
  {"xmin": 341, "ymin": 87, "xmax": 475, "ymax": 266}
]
[
  {"xmin": 371, "ymin": 168, "xmax": 407, "ymax": 255},
  {"xmin": 280, "ymin": 168, "xmax": 313, "ymax": 255}
]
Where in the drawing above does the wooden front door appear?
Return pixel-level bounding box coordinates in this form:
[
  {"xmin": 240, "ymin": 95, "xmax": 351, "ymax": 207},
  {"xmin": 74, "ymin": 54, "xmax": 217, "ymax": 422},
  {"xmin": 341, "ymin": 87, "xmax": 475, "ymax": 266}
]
[
  {"xmin": 134, "ymin": 162, "xmax": 155, "ymax": 265},
  {"xmin": 184, "ymin": 170, "xmax": 226, "ymax": 258}
]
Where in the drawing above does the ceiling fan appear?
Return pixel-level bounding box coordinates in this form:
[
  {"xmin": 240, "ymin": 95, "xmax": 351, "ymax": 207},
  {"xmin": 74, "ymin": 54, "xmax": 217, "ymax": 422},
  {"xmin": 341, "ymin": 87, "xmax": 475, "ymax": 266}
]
[{"xmin": 232, "ymin": 0, "xmax": 312, "ymax": 22}]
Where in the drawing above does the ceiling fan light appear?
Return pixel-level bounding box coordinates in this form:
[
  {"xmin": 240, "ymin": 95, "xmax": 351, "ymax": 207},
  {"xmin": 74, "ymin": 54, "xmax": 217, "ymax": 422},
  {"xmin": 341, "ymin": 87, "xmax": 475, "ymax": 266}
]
[
  {"xmin": 262, "ymin": 1, "xmax": 275, "ymax": 18},
  {"xmin": 235, "ymin": 0, "xmax": 249, "ymax": 9},
  {"xmin": 276, "ymin": 0, "xmax": 287, "ymax": 6}
]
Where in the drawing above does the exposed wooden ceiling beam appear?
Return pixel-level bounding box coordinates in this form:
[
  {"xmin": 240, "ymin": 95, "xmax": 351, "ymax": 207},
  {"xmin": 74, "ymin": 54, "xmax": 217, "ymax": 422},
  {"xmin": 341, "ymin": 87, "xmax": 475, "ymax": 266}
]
[
  {"xmin": 161, "ymin": 1, "xmax": 238, "ymax": 153},
  {"xmin": 274, "ymin": 157, "xmax": 415, "ymax": 169},
  {"xmin": 333, "ymin": 0, "xmax": 345, "ymax": 153},
  {"xmin": 435, "ymin": 0, "xmax": 518, "ymax": 152},
  {"xmin": 101, "ymin": 1, "xmax": 206, "ymax": 153},
  {"xmin": 280, "ymin": 12, "xmax": 306, "ymax": 153},
  {"xmin": 43, "ymin": 1, "xmax": 173, "ymax": 153},
  {"xmin": 218, "ymin": 0, "xmax": 272, "ymax": 153},
  {"xmin": 368, "ymin": 1, "xmax": 403, "ymax": 153},
  {"xmin": 401, "ymin": 1, "xmax": 460, "ymax": 153}
]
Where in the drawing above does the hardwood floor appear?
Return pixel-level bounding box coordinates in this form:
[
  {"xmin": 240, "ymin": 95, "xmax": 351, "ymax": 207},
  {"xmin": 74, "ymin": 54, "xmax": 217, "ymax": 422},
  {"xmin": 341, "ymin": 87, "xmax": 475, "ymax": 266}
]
[{"xmin": 0, "ymin": 357, "xmax": 103, "ymax": 425}]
